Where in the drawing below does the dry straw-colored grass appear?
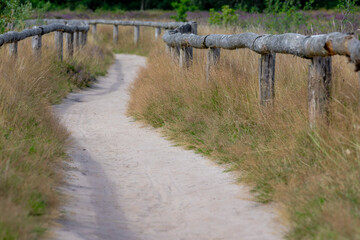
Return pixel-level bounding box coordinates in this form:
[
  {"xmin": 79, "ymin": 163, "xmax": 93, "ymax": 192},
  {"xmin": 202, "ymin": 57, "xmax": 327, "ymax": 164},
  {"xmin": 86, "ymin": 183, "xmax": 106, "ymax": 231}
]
[
  {"xmin": 97, "ymin": 24, "xmax": 157, "ymax": 56},
  {"xmin": 0, "ymin": 32, "xmax": 112, "ymax": 239},
  {"xmin": 129, "ymin": 25, "xmax": 360, "ymax": 239}
]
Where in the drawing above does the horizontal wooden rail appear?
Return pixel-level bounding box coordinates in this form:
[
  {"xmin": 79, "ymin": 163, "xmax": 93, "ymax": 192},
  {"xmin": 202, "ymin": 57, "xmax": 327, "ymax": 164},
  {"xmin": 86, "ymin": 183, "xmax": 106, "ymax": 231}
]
[
  {"xmin": 0, "ymin": 23, "xmax": 89, "ymax": 46},
  {"xmin": 26, "ymin": 19, "xmax": 193, "ymax": 45},
  {"xmin": 163, "ymin": 24, "xmax": 360, "ymax": 69},
  {"xmin": 1, "ymin": 23, "xmax": 89, "ymax": 60},
  {"xmin": 162, "ymin": 23, "xmax": 360, "ymax": 128},
  {"xmin": 26, "ymin": 19, "xmax": 189, "ymax": 29},
  {"xmin": 11, "ymin": 19, "xmax": 357, "ymax": 128}
]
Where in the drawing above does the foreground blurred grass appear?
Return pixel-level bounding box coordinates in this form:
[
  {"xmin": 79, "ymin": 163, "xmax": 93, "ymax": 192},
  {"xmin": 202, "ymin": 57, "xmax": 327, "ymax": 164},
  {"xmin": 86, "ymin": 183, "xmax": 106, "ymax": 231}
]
[
  {"xmin": 128, "ymin": 25, "xmax": 360, "ymax": 239},
  {"xmin": 0, "ymin": 33, "xmax": 113, "ymax": 239}
]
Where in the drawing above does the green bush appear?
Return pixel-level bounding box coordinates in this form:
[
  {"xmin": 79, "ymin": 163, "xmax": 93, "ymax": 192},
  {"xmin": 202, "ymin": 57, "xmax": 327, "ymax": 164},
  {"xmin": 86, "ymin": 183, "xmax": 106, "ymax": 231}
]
[
  {"xmin": 209, "ymin": 5, "xmax": 238, "ymax": 26},
  {"xmin": 171, "ymin": 0, "xmax": 197, "ymax": 22},
  {"xmin": 0, "ymin": 0, "xmax": 32, "ymax": 33}
]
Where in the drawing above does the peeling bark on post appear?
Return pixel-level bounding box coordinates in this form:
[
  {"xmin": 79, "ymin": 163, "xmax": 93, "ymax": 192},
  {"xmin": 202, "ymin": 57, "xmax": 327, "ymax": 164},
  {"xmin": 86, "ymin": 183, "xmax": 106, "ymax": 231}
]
[
  {"xmin": 65, "ymin": 32, "xmax": 74, "ymax": 58},
  {"xmin": 206, "ymin": 48, "xmax": 220, "ymax": 81},
  {"xmin": 155, "ymin": 27, "xmax": 161, "ymax": 40},
  {"xmin": 9, "ymin": 42, "xmax": 18, "ymax": 57},
  {"xmin": 113, "ymin": 25, "xmax": 118, "ymax": 44},
  {"xmin": 308, "ymin": 56, "xmax": 332, "ymax": 128},
  {"xmin": 55, "ymin": 31, "xmax": 63, "ymax": 60},
  {"xmin": 32, "ymin": 27, "xmax": 42, "ymax": 57},
  {"xmin": 134, "ymin": 26, "xmax": 140, "ymax": 45},
  {"xmin": 259, "ymin": 53, "xmax": 276, "ymax": 106}
]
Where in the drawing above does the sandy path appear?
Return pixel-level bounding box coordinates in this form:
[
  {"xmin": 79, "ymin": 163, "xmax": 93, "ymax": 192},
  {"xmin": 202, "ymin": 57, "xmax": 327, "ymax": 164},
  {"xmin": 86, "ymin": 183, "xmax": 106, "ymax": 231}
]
[{"xmin": 53, "ymin": 54, "xmax": 284, "ymax": 240}]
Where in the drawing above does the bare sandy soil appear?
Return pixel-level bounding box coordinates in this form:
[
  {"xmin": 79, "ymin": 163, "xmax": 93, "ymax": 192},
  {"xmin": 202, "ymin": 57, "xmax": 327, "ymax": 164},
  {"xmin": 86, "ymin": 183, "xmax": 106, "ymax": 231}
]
[{"xmin": 52, "ymin": 54, "xmax": 284, "ymax": 240}]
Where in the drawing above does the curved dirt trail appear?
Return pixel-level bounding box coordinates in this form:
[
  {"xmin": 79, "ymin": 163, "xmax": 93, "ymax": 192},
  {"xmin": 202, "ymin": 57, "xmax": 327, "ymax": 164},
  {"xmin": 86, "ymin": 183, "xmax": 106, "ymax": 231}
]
[{"xmin": 53, "ymin": 54, "xmax": 284, "ymax": 240}]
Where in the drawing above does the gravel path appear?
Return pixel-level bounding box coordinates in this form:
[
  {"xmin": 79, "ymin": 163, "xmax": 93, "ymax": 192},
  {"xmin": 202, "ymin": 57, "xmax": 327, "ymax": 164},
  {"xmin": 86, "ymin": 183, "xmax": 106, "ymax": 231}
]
[{"xmin": 52, "ymin": 54, "xmax": 284, "ymax": 240}]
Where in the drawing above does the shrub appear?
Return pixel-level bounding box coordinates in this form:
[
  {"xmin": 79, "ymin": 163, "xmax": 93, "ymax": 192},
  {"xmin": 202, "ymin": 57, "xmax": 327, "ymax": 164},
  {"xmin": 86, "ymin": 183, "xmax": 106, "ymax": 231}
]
[
  {"xmin": 171, "ymin": 0, "xmax": 197, "ymax": 22},
  {"xmin": 209, "ymin": 5, "xmax": 238, "ymax": 26},
  {"xmin": 0, "ymin": 0, "xmax": 33, "ymax": 33}
]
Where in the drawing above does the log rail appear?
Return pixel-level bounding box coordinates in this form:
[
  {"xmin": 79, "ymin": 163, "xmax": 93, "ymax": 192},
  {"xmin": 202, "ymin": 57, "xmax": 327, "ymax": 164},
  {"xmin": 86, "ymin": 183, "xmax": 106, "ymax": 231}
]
[
  {"xmin": 163, "ymin": 24, "xmax": 360, "ymax": 127},
  {"xmin": 26, "ymin": 19, "xmax": 191, "ymax": 44},
  {"xmin": 5, "ymin": 19, "xmax": 360, "ymax": 127},
  {"xmin": 1, "ymin": 23, "xmax": 89, "ymax": 59}
]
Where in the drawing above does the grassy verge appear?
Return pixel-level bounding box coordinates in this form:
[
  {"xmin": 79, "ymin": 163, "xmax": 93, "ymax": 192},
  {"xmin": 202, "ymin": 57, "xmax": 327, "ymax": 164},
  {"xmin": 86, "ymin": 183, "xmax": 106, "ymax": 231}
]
[
  {"xmin": 0, "ymin": 33, "xmax": 113, "ymax": 239},
  {"xmin": 128, "ymin": 25, "xmax": 360, "ymax": 239}
]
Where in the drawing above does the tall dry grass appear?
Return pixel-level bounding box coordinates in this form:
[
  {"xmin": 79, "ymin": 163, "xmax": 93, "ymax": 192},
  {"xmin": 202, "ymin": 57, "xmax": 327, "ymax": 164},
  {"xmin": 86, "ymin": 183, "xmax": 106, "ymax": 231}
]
[
  {"xmin": 0, "ymin": 32, "xmax": 112, "ymax": 239},
  {"xmin": 96, "ymin": 24, "xmax": 157, "ymax": 56},
  {"xmin": 129, "ymin": 25, "xmax": 360, "ymax": 239}
]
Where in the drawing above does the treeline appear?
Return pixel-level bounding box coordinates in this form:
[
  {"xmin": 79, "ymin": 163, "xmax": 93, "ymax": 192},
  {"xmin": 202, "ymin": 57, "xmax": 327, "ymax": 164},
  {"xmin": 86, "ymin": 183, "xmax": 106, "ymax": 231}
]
[{"xmin": 27, "ymin": 0, "xmax": 356, "ymax": 11}]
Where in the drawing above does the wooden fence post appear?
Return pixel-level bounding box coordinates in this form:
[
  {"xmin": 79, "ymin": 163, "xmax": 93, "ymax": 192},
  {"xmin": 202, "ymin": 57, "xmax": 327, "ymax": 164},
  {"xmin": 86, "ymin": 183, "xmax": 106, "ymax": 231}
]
[
  {"xmin": 65, "ymin": 32, "xmax": 74, "ymax": 58},
  {"xmin": 8, "ymin": 42, "xmax": 18, "ymax": 57},
  {"xmin": 134, "ymin": 25, "xmax": 140, "ymax": 45},
  {"xmin": 178, "ymin": 25, "xmax": 193, "ymax": 68},
  {"xmin": 79, "ymin": 31, "xmax": 83, "ymax": 47},
  {"xmin": 7, "ymin": 31, "xmax": 17, "ymax": 58},
  {"xmin": 84, "ymin": 31, "xmax": 88, "ymax": 45},
  {"xmin": 165, "ymin": 44, "xmax": 171, "ymax": 53},
  {"xmin": 206, "ymin": 48, "xmax": 220, "ymax": 81},
  {"xmin": 54, "ymin": 31, "xmax": 63, "ymax": 60},
  {"xmin": 92, "ymin": 23, "xmax": 97, "ymax": 37},
  {"xmin": 308, "ymin": 56, "xmax": 332, "ymax": 128},
  {"xmin": 32, "ymin": 26, "xmax": 42, "ymax": 57},
  {"xmin": 169, "ymin": 46, "xmax": 180, "ymax": 63},
  {"xmin": 113, "ymin": 24, "xmax": 118, "ymax": 44},
  {"xmin": 73, "ymin": 32, "xmax": 78, "ymax": 50},
  {"xmin": 79, "ymin": 31, "xmax": 86, "ymax": 47},
  {"xmin": 155, "ymin": 27, "xmax": 161, "ymax": 40},
  {"xmin": 179, "ymin": 47, "xmax": 189, "ymax": 68},
  {"xmin": 75, "ymin": 31, "xmax": 81, "ymax": 51},
  {"xmin": 179, "ymin": 47, "xmax": 193, "ymax": 68},
  {"xmin": 259, "ymin": 53, "xmax": 276, "ymax": 106},
  {"xmin": 190, "ymin": 22, "xmax": 198, "ymax": 35}
]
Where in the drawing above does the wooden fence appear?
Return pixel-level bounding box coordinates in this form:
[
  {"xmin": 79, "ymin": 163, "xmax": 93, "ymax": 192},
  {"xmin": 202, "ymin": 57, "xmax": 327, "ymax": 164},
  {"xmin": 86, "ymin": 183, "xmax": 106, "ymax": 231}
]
[
  {"xmin": 5, "ymin": 19, "xmax": 360, "ymax": 127},
  {"xmin": 162, "ymin": 23, "xmax": 360, "ymax": 127},
  {"xmin": 26, "ymin": 19, "xmax": 193, "ymax": 44},
  {"xmin": 0, "ymin": 23, "xmax": 89, "ymax": 59},
  {"xmin": 2, "ymin": 19, "xmax": 191, "ymax": 61}
]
